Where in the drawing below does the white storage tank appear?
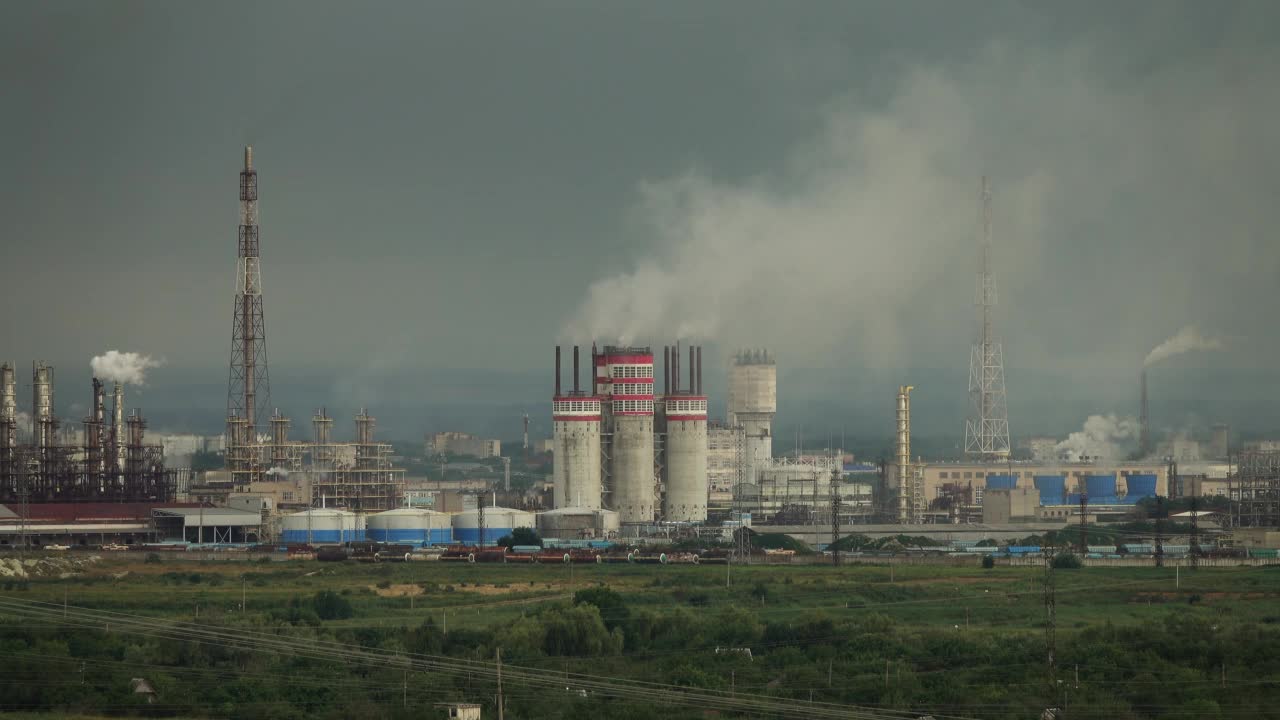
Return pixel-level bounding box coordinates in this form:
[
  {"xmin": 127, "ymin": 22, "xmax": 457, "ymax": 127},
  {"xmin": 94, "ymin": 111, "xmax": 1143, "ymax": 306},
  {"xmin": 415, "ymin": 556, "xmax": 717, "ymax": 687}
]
[
  {"xmin": 451, "ymin": 506, "xmax": 536, "ymax": 545},
  {"xmin": 366, "ymin": 508, "xmax": 452, "ymax": 546},
  {"xmin": 281, "ymin": 509, "xmax": 365, "ymax": 544}
]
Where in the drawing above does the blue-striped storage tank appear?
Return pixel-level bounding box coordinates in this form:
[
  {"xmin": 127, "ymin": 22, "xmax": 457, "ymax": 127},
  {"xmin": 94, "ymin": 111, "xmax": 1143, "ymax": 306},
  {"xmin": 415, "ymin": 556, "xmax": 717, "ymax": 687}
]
[
  {"xmin": 451, "ymin": 506, "xmax": 536, "ymax": 545},
  {"xmin": 1033, "ymin": 476, "xmax": 1067, "ymax": 505},
  {"xmin": 281, "ymin": 509, "xmax": 365, "ymax": 544},
  {"xmin": 366, "ymin": 508, "xmax": 452, "ymax": 546},
  {"xmin": 985, "ymin": 474, "xmax": 1018, "ymax": 490},
  {"xmin": 1084, "ymin": 474, "xmax": 1118, "ymax": 503},
  {"xmin": 1124, "ymin": 474, "xmax": 1158, "ymax": 504}
]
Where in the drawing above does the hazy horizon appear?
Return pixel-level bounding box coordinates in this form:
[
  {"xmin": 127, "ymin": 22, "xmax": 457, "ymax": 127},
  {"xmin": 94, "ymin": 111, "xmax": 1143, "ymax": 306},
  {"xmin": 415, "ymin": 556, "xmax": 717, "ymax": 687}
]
[{"xmin": 4, "ymin": 1, "xmax": 1278, "ymax": 447}]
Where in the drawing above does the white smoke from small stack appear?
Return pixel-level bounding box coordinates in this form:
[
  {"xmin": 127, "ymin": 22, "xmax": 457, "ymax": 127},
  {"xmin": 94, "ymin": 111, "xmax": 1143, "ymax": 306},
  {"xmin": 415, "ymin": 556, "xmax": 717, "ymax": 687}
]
[
  {"xmin": 1055, "ymin": 414, "xmax": 1141, "ymax": 461},
  {"xmin": 1143, "ymin": 326, "xmax": 1223, "ymax": 368},
  {"xmin": 90, "ymin": 351, "xmax": 163, "ymax": 385}
]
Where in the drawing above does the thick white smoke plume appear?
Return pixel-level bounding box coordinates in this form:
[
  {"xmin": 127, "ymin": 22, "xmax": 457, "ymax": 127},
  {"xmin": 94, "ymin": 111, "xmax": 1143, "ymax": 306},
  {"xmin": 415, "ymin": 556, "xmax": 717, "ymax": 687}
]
[
  {"xmin": 1144, "ymin": 326, "xmax": 1223, "ymax": 368},
  {"xmin": 1055, "ymin": 414, "xmax": 1141, "ymax": 461},
  {"xmin": 90, "ymin": 351, "xmax": 163, "ymax": 385}
]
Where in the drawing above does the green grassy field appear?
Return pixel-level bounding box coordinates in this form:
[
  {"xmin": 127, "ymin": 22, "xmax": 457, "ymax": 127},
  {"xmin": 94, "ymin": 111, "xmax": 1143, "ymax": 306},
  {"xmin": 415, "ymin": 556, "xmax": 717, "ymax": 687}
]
[{"xmin": 1, "ymin": 555, "xmax": 1278, "ymax": 719}]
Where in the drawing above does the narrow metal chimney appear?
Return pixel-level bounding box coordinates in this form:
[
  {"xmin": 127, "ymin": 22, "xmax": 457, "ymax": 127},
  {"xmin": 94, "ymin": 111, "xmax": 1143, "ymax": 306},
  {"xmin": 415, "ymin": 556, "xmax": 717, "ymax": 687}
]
[
  {"xmin": 554, "ymin": 346, "xmax": 561, "ymax": 396},
  {"xmin": 572, "ymin": 345, "xmax": 580, "ymax": 394}
]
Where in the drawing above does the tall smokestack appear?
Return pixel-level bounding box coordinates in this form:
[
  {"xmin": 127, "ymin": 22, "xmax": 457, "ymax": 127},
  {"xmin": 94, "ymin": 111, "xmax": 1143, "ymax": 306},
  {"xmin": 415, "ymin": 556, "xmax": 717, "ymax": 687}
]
[
  {"xmin": 672, "ymin": 341, "xmax": 680, "ymax": 394},
  {"xmin": 554, "ymin": 346, "xmax": 562, "ymax": 396},
  {"xmin": 1140, "ymin": 369, "xmax": 1149, "ymax": 457},
  {"xmin": 573, "ymin": 345, "xmax": 580, "ymax": 394},
  {"xmin": 688, "ymin": 345, "xmax": 695, "ymax": 396},
  {"xmin": 696, "ymin": 346, "xmax": 702, "ymax": 395},
  {"xmin": 663, "ymin": 346, "xmax": 671, "ymax": 396}
]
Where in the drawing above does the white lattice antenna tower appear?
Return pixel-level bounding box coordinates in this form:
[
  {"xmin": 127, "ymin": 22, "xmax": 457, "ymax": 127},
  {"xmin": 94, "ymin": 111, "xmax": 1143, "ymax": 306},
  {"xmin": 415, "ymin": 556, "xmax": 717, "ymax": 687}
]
[{"xmin": 964, "ymin": 176, "xmax": 1011, "ymax": 458}]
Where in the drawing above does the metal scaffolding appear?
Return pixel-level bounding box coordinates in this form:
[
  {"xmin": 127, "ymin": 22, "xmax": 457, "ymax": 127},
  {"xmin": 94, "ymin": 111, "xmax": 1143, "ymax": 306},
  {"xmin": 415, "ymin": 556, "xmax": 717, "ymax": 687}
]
[
  {"xmin": 1229, "ymin": 451, "xmax": 1280, "ymax": 528},
  {"xmin": 0, "ymin": 363, "xmax": 175, "ymax": 504}
]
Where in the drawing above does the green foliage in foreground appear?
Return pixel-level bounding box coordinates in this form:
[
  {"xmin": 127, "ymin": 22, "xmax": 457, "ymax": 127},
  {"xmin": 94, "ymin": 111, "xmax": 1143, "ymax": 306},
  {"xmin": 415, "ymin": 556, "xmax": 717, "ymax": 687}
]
[{"xmin": 2, "ymin": 560, "xmax": 1280, "ymax": 719}]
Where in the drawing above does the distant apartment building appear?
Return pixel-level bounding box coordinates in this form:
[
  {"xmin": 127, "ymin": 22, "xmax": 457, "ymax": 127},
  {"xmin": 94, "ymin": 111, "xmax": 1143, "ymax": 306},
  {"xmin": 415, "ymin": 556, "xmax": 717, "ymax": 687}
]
[{"xmin": 427, "ymin": 431, "xmax": 501, "ymax": 458}]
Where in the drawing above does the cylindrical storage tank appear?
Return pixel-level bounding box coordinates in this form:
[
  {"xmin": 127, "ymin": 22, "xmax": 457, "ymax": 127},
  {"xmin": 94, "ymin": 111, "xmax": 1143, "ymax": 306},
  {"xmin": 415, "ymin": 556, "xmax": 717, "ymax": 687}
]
[
  {"xmin": 1033, "ymin": 476, "xmax": 1067, "ymax": 505},
  {"xmin": 1085, "ymin": 474, "xmax": 1117, "ymax": 502},
  {"xmin": 538, "ymin": 507, "xmax": 600, "ymax": 539},
  {"xmin": 281, "ymin": 509, "xmax": 365, "ymax": 544},
  {"xmin": 367, "ymin": 508, "xmax": 452, "ymax": 546},
  {"xmin": 1124, "ymin": 473, "xmax": 1158, "ymax": 504},
  {"xmin": 451, "ymin": 506, "xmax": 536, "ymax": 545},
  {"xmin": 985, "ymin": 474, "xmax": 1018, "ymax": 491},
  {"xmin": 552, "ymin": 395, "xmax": 602, "ymax": 509},
  {"xmin": 663, "ymin": 396, "xmax": 708, "ymax": 522}
]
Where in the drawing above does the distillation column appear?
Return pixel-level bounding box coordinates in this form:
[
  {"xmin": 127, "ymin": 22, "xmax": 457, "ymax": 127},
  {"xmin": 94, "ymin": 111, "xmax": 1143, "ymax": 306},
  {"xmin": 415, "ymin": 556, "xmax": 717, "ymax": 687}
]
[{"xmin": 896, "ymin": 385, "xmax": 913, "ymax": 524}]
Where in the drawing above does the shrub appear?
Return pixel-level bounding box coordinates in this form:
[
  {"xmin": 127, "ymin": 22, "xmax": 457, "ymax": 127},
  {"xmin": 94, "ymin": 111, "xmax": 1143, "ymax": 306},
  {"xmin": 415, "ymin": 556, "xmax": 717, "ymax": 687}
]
[
  {"xmin": 311, "ymin": 590, "xmax": 354, "ymax": 620},
  {"xmin": 1052, "ymin": 553, "xmax": 1083, "ymax": 569},
  {"xmin": 982, "ymin": 555, "xmax": 995, "ymax": 569},
  {"xmin": 144, "ymin": 553, "xmax": 162, "ymax": 564}
]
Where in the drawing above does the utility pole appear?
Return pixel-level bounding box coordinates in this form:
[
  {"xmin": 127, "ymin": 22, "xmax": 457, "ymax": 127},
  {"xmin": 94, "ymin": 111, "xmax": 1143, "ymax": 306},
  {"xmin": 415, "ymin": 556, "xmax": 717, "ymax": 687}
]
[
  {"xmin": 1044, "ymin": 547, "xmax": 1057, "ymax": 689},
  {"xmin": 1154, "ymin": 495, "xmax": 1165, "ymax": 568},
  {"xmin": 1078, "ymin": 493, "xmax": 1089, "ymax": 555},
  {"xmin": 830, "ymin": 471, "xmax": 841, "ymax": 567},
  {"xmin": 496, "ymin": 647, "xmax": 504, "ymax": 720},
  {"xmin": 1189, "ymin": 496, "xmax": 1200, "ymax": 570}
]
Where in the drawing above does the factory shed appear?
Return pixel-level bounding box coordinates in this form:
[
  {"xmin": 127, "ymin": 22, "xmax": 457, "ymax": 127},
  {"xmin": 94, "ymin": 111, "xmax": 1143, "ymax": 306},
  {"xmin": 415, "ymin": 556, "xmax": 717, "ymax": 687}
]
[
  {"xmin": 0, "ymin": 502, "xmax": 199, "ymax": 547},
  {"xmin": 152, "ymin": 507, "xmax": 263, "ymax": 544}
]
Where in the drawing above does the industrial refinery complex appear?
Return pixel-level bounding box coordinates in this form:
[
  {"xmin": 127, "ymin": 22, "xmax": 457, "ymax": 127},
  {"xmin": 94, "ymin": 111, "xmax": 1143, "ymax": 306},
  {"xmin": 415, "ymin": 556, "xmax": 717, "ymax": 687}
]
[{"xmin": 2, "ymin": 152, "xmax": 1277, "ymax": 557}]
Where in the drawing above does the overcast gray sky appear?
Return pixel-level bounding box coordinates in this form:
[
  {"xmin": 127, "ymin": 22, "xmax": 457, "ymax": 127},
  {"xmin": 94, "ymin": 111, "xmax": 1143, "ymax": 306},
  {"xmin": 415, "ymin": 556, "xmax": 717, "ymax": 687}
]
[{"xmin": 2, "ymin": 1, "xmax": 1278, "ymax": 439}]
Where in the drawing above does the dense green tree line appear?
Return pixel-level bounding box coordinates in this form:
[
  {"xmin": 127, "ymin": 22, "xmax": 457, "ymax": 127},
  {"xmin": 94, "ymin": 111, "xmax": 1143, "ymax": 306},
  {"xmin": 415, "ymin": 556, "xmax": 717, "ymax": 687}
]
[{"xmin": 2, "ymin": 565, "xmax": 1279, "ymax": 719}]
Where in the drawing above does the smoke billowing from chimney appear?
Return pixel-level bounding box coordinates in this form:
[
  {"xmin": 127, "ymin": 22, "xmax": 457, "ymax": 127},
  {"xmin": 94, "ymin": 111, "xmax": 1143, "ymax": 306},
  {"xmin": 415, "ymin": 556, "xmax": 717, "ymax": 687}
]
[
  {"xmin": 1144, "ymin": 326, "xmax": 1223, "ymax": 368},
  {"xmin": 90, "ymin": 351, "xmax": 162, "ymax": 385},
  {"xmin": 1055, "ymin": 414, "xmax": 1142, "ymax": 461}
]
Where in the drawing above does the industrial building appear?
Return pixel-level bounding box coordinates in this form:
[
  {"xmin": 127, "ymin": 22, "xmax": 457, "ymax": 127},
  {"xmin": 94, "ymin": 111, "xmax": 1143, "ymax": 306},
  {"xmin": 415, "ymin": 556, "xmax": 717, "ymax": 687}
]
[
  {"xmin": 885, "ymin": 460, "xmax": 1168, "ymax": 524},
  {"xmin": 727, "ymin": 349, "xmax": 776, "ymax": 489},
  {"xmin": 551, "ymin": 343, "xmax": 709, "ymax": 528},
  {"xmin": 218, "ymin": 147, "xmax": 406, "ymax": 512},
  {"xmin": 427, "ymin": 432, "xmax": 501, "ymax": 459},
  {"xmin": 0, "ymin": 502, "xmax": 261, "ymax": 547},
  {"xmin": 0, "ymin": 362, "xmax": 176, "ymax": 505}
]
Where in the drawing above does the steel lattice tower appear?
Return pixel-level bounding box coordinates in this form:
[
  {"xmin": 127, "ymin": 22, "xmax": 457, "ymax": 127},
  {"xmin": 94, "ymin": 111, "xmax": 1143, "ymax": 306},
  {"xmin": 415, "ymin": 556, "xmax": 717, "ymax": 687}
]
[
  {"xmin": 226, "ymin": 146, "xmax": 271, "ymax": 478},
  {"xmin": 964, "ymin": 177, "xmax": 1011, "ymax": 459}
]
